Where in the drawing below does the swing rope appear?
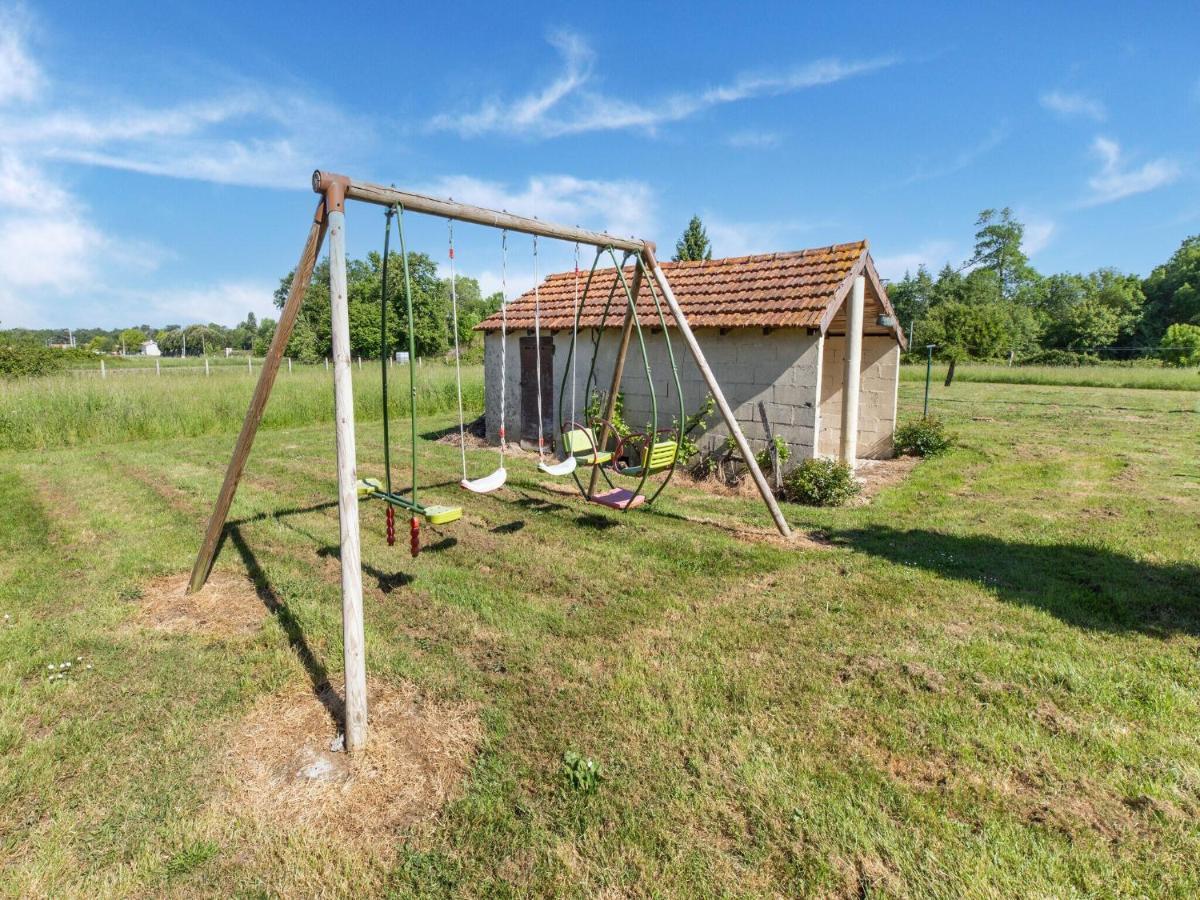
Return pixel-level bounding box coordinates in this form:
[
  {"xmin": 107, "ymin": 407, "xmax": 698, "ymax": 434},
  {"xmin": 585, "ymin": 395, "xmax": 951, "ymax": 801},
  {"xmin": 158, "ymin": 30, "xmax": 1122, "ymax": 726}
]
[
  {"xmin": 570, "ymin": 242, "xmax": 579, "ymax": 434},
  {"xmin": 532, "ymin": 235, "xmax": 545, "ymax": 460},
  {"xmin": 499, "ymin": 231, "xmax": 508, "ymax": 462},
  {"xmin": 447, "ymin": 221, "xmax": 468, "ymax": 481},
  {"xmin": 379, "ymin": 207, "xmax": 395, "ymax": 498}
]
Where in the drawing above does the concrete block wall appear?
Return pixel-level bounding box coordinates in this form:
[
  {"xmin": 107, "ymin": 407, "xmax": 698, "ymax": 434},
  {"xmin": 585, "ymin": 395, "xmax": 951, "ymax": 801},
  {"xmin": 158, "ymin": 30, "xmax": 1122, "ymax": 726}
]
[
  {"xmin": 485, "ymin": 327, "xmax": 823, "ymax": 461},
  {"xmin": 817, "ymin": 335, "xmax": 900, "ymax": 458}
]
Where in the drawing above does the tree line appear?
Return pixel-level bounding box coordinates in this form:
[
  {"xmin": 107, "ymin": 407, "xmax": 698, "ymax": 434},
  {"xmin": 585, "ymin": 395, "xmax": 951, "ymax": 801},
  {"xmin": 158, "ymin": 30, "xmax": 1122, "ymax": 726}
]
[
  {"xmin": 266, "ymin": 250, "xmax": 501, "ymax": 364},
  {"xmin": 888, "ymin": 209, "xmax": 1200, "ymax": 367}
]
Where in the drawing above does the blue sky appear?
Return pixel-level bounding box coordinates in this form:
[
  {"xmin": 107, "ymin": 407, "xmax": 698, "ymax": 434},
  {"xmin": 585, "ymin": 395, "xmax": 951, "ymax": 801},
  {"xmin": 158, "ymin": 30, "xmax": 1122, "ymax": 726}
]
[{"xmin": 1, "ymin": 0, "xmax": 1197, "ymax": 329}]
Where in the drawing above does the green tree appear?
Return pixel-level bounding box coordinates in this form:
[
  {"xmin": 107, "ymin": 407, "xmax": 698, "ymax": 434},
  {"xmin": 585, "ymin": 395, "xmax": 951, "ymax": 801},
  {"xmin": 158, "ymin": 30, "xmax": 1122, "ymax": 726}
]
[
  {"xmin": 970, "ymin": 208, "xmax": 1037, "ymax": 299},
  {"xmin": 920, "ymin": 300, "xmax": 1011, "ymax": 384},
  {"xmin": 1161, "ymin": 323, "xmax": 1200, "ymax": 367},
  {"xmin": 886, "ymin": 266, "xmax": 935, "ymax": 335},
  {"xmin": 118, "ymin": 327, "xmax": 147, "ymax": 355},
  {"xmin": 86, "ymin": 335, "xmax": 113, "ymax": 353},
  {"xmin": 673, "ymin": 215, "xmax": 712, "ymax": 262},
  {"xmin": 1141, "ymin": 235, "xmax": 1200, "ymax": 342}
]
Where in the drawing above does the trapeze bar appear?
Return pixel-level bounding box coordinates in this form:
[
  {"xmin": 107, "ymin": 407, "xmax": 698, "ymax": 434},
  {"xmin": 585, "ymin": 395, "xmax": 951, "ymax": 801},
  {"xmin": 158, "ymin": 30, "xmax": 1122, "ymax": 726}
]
[{"xmin": 313, "ymin": 170, "xmax": 646, "ymax": 253}]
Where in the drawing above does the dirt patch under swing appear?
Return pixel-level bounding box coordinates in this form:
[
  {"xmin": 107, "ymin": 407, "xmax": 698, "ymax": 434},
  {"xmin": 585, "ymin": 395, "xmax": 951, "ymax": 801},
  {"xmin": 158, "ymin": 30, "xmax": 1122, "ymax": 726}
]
[
  {"xmin": 221, "ymin": 676, "xmax": 481, "ymax": 837},
  {"xmin": 134, "ymin": 571, "xmax": 266, "ymax": 637}
]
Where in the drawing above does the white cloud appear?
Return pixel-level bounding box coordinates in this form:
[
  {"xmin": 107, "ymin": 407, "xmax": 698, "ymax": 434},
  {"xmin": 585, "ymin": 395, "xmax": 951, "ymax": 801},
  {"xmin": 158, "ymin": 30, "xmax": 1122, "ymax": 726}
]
[
  {"xmin": 1084, "ymin": 136, "xmax": 1180, "ymax": 205},
  {"xmin": 903, "ymin": 125, "xmax": 1008, "ymax": 184},
  {"xmin": 422, "ymin": 173, "xmax": 657, "ymax": 240},
  {"xmin": 702, "ymin": 214, "xmax": 821, "ymax": 258},
  {"xmin": 137, "ymin": 280, "xmax": 279, "ymax": 327},
  {"xmin": 1040, "ymin": 90, "xmax": 1106, "ymax": 122},
  {"xmin": 1022, "ymin": 216, "xmax": 1057, "ymax": 255},
  {"xmin": 0, "ymin": 6, "xmax": 362, "ymax": 327},
  {"xmin": 873, "ymin": 240, "xmax": 957, "ymax": 281},
  {"xmin": 725, "ymin": 130, "xmax": 781, "ymax": 149},
  {"xmin": 430, "ymin": 31, "xmax": 896, "ymax": 138},
  {"xmin": 0, "ymin": 8, "xmax": 362, "ymax": 192},
  {"xmin": 0, "ymin": 5, "xmax": 41, "ymax": 104}
]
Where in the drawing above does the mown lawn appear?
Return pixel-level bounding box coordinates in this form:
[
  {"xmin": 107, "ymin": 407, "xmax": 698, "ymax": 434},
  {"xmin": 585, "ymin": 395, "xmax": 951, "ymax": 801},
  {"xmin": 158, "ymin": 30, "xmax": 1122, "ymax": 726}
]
[{"xmin": 1, "ymin": 375, "xmax": 1198, "ymax": 896}]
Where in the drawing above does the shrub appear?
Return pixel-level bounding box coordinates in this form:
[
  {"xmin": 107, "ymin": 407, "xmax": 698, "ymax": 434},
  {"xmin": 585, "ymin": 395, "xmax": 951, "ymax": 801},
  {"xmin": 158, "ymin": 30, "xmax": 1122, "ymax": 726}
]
[
  {"xmin": 1161, "ymin": 323, "xmax": 1200, "ymax": 368},
  {"xmin": 782, "ymin": 458, "xmax": 859, "ymax": 507},
  {"xmin": 894, "ymin": 416, "xmax": 954, "ymax": 457},
  {"xmin": 1019, "ymin": 349, "xmax": 1100, "ymax": 367},
  {"xmin": 0, "ymin": 344, "xmax": 68, "ymax": 379}
]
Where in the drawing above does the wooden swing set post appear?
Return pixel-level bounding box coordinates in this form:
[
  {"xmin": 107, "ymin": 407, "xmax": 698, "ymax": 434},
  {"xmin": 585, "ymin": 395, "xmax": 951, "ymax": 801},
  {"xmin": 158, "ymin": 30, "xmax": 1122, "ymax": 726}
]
[
  {"xmin": 188, "ymin": 200, "xmax": 328, "ymax": 595},
  {"xmin": 188, "ymin": 171, "xmax": 792, "ymax": 757},
  {"xmin": 641, "ymin": 245, "xmax": 793, "ymax": 540}
]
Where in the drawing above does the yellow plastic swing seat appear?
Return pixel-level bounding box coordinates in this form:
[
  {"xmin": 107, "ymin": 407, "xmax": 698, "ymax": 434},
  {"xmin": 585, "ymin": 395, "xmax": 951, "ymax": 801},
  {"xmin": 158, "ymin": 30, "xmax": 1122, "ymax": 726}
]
[
  {"xmin": 620, "ymin": 440, "xmax": 678, "ymax": 477},
  {"xmin": 562, "ymin": 427, "xmax": 613, "ymax": 466},
  {"xmin": 422, "ymin": 504, "xmax": 463, "ymax": 525}
]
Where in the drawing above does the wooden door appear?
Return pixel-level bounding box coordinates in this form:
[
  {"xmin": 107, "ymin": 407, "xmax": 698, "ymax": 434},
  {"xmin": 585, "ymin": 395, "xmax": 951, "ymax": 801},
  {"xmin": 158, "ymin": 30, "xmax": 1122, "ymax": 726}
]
[{"xmin": 519, "ymin": 336, "xmax": 555, "ymax": 447}]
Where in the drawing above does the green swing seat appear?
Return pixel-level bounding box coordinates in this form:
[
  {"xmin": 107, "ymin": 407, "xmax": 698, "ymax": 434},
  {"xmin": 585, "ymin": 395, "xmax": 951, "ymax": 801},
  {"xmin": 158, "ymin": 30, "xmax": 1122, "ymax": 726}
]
[
  {"xmin": 618, "ymin": 439, "xmax": 679, "ymax": 477},
  {"xmin": 562, "ymin": 426, "xmax": 613, "ymax": 466}
]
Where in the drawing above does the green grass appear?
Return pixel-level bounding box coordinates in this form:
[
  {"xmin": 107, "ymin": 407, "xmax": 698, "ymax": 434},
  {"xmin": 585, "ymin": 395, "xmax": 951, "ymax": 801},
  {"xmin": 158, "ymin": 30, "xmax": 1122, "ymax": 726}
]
[
  {"xmin": 1, "ymin": 373, "xmax": 1198, "ymax": 896},
  {"xmin": 0, "ymin": 363, "xmax": 482, "ymax": 451},
  {"xmin": 902, "ymin": 361, "xmax": 1200, "ymax": 391}
]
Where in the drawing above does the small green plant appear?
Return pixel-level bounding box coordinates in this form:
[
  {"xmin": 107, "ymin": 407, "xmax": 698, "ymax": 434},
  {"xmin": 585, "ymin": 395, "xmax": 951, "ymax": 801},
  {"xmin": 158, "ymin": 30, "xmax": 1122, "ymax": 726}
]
[
  {"xmin": 782, "ymin": 458, "xmax": 859, "ymax": 507},
  {"xmin": 755, "ymin": 435, "xmax": 791, "ymax": 473},
  {"xmin": 561, "ymin": 751, "xmax": 604, "ymax": 794},
  {"xmin": 674, "ymin": 393, "xmax": 715, "ymax": 463},
  {"xmin": 894, "ymin": 416, "xmax": 954, "ymax": 457}
]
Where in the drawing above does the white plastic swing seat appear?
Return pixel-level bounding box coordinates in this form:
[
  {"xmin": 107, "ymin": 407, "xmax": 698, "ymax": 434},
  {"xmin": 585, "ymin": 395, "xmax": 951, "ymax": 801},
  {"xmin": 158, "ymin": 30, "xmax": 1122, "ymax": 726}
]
[
  {"xmin": 537, "ymin": 456, "xmax": 578, "ymax": 477},
  {"xmin": 460, "ymin": 467, "xmax": 507, "ymax": 494}
]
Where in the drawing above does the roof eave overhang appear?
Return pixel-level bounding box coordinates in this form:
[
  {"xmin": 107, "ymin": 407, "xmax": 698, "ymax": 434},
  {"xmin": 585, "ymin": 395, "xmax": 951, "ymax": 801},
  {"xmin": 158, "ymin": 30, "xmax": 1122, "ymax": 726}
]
[{"xmin": 817, "ymin": 244, "xmax": 907, "ymax": 349}]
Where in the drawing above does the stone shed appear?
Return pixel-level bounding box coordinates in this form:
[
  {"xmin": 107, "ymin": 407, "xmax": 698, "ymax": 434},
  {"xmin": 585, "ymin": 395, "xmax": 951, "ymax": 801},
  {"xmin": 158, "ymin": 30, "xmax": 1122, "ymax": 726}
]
[{"xmin": 476, "ymin": 240, "xmax": 906, "ymax": 467}]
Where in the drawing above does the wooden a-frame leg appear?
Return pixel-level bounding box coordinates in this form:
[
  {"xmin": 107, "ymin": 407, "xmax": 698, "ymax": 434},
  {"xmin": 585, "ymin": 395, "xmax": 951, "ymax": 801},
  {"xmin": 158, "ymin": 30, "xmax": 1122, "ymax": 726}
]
[{"xmin": 188, "ymin": 201, "xmax": 329, "ymax": 594}]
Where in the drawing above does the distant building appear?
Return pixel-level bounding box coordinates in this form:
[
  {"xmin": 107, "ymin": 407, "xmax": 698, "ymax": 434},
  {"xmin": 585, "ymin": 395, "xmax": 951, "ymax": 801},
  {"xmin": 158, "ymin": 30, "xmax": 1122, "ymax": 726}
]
[{"xmin": 141, "ymin": 340, "xmax": 162, "ymax": 357}]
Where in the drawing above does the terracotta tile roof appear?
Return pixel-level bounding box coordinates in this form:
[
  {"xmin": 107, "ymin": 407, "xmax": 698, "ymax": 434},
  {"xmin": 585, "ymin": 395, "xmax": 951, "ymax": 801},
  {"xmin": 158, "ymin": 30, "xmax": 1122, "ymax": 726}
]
[{"xmin": 477, "ymin": 241, "xmax": 874, "ymax": 332}]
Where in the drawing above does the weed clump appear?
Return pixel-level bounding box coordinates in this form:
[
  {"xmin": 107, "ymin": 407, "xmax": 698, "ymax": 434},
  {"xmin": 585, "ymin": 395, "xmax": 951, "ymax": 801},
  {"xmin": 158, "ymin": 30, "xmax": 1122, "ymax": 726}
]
[
  {"xmin": 782, "ymin": 458, "xmax": 859, "ymax": 507},
  {"xmin": 894, "ymin": 416, "xmax": 955, "ymax": 457}
]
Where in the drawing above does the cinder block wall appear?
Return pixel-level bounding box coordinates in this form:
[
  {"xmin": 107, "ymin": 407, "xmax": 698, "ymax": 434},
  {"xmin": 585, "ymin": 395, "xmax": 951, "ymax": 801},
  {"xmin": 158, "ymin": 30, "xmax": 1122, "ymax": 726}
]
[
  {"xmin": 483, "ymin": 332, "xmax": 525, "ymax": 446},
  {"xmin": 485, "ymin": 327, "xmax": 823, "ymax": 462},
  {"xmin": 817, "ymin": 335, "xmax": 900, "ymax": 458}
]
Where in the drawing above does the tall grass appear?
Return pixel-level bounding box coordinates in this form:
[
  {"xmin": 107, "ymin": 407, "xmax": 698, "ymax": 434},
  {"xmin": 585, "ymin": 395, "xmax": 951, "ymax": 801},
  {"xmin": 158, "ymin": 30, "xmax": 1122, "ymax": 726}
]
[
  {"xmin": 0, "ymin": 363, "xmax": 484, "ymax": 451},
  {"xmin": 900, "ymin": 362, "xmax": 1200, "ymax": 391}
]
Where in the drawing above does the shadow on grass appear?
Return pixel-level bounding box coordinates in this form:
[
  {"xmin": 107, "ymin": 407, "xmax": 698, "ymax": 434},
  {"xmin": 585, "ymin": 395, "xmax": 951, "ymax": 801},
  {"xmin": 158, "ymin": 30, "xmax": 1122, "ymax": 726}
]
[
  {"xmin": 316, "ymin": 545, "xmax": 415, "ymax": 593},
  {"xmin": 490, "ymin": 520, "xmax": 525, "ymax": 535},
  {"xmin": 226, "ymin": 525, "xmax": 344, "ymax": 727},
  {"xmin": 836, "ymin": 526, "xmax": 1200, "ymax": 637}
]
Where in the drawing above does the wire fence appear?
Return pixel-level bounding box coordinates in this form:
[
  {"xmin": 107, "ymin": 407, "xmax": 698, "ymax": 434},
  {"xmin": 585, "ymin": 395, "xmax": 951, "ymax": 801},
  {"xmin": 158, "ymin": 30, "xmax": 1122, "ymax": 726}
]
[{"xmin": 63, "ymin": 356, "xmax": 401, "ymax": 378}]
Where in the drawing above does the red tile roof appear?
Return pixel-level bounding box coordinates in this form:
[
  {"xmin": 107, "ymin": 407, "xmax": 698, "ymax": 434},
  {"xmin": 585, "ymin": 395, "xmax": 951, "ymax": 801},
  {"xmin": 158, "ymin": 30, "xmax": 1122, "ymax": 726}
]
[{"xmin": 477, "ymin": 241, "xmax": 888, "ymax": 333}]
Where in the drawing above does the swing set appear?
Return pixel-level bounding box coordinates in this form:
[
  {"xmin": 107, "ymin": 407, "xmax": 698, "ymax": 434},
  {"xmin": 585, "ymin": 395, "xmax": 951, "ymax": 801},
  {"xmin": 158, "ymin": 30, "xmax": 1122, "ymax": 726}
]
[{"xmin": 187, "ymin": 170, "xmax": 790, "ymax": 752}]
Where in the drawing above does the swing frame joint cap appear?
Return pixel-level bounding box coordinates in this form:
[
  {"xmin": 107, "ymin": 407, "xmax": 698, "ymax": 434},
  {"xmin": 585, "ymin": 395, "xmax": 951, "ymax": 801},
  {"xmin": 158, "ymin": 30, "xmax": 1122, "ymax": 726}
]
[{"xmin": 313, "ymin": 170, "xmax": 350, "ymax": 214}]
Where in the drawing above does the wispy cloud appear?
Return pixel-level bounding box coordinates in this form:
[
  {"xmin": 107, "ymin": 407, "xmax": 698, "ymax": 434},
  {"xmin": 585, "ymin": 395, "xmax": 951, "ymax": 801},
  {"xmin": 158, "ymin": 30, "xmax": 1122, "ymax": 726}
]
[
  {"xmin": 422, "ymin": 173, "xmax": 657, "ymax": 241},
  {"xmin": 1084, "ymin": 136, "xmax": 1180, "ymax": 205},
  {"xmin": 0, "ymin": 5, "xmax": 41, "ymax": 104},
  {"xmin": 873, "ymin": 240, "xmax": 957, "ymax": 281},
  {"xmin": 1040, "ymin": 89, "xmax": 1106, "ymax": 122},
  {"xmin": 701, "ymin": 214, "xmax": 823, "ymax": 258},
  {"xmin": 0, "ymin": 7, "xmax": 351, "ymax": 327},
  {"xmin": 903, "ymin": 125, "xmax": 1008, "ymax": 184},
  {"xmin": 1021, "ymin": 215, "xmax": 1057, "ymax": 255},
  {"xmin": 430, "ymin": 30, "xmax": 897, "ymax": 139},
  {"xmin": 725, "ymin": 130, "xmax": 782, "ymax": 149}
]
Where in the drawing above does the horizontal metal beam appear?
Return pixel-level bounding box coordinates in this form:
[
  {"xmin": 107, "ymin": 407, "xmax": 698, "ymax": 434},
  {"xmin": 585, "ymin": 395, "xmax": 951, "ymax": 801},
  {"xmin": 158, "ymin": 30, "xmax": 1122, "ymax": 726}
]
[{"xmin": 313, "ymin": 170, "xmax": 646, "ymax": 252}]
